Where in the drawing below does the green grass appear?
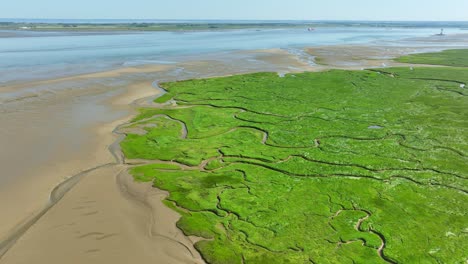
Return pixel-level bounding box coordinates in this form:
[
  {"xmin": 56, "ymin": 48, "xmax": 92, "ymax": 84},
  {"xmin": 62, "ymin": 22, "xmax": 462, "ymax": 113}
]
[
  {"xmin": 121, "ymin": 51, "xmax": 468, "ymax": 263},
  {"xmin": 396, "ymin": 49, "xmax": 468, "ymax": 67}
]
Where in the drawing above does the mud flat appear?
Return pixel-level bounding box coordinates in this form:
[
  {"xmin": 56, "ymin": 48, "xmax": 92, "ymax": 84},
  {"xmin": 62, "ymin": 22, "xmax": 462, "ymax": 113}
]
[
  {"xmin": 306, "ymin": 34, "xmax": 468, "ymax": 69},
  {"xmin": 0, "ymin": 163, "xmax": 206, "ymax": 264},
  {"xmin": 0, "ymin": 49, "xmax": 312, "ymax": 263},
  {"xmin": 0, "ymin": 68, "xmax": 170, "ymax": 245}
]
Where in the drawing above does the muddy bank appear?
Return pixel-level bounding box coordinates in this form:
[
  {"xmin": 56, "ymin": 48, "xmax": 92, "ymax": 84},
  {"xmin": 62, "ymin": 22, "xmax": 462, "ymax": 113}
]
[
  {"xmin": 0, "ymin": 48, "xmax": 312, "ymax": 263},
  {"xmin": 0, "ymin": 163, "xmax": 204, "ymax": 264},
  {"xmin": 306, "ymin": 35, "xmax": 468, "ymax": 69},
  {"xmin": 0, "ymin": 78, "xmax": 205, "ymax": 263}
]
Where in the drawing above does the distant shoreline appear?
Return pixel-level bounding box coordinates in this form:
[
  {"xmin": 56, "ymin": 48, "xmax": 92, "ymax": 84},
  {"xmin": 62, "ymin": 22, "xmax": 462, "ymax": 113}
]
[{"xmin": 1, "ymin": 20, "xmax": 468, "ymax": 32}]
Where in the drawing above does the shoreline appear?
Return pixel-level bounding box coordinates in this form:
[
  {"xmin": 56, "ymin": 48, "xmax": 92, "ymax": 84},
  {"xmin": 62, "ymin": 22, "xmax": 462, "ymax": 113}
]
[
  {"xmin": 0, "ymin": 81, "xmax": 205, "ymax": 263},
  {"xmin": 1, "ymin": 41, "xmax": 467, "ymax": 263},
  {"xmin": 0, "ymin": 47, "xmax": 313, "ymax": 263}
]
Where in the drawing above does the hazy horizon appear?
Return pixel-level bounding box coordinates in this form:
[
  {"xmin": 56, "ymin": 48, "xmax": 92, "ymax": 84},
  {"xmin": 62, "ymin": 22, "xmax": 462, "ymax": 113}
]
[
  {"xmin": 1, "ymin": 0, "xmax": 468, "ymax": 21},
  {"xmin": 1, "ymin": 18, "xmax": 468, "ymax": 22},
  {"xmin": 1, "ymin": 19, "xmax": 468, "ymax": 27}
]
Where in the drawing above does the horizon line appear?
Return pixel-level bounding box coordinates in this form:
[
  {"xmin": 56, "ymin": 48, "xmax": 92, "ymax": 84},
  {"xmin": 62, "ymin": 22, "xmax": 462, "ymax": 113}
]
[{"xmin": 1, "ymin": 18, "xmax": 468, "ymax": 23}]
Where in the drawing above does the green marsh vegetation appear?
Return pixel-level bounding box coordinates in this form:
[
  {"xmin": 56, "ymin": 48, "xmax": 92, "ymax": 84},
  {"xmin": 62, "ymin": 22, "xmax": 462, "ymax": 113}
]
[
  {"xmin": 396, "ymin": 49, "xmax": 468, "ymax": 67},
  {"xmin": 121, "ymin": 50, "xmax": 468, "ymax": 263}
]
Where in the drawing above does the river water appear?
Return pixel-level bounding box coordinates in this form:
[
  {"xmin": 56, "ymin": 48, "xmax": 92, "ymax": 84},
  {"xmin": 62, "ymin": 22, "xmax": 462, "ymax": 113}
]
[{"xmin": 1, "ymin": 24, "xmax": 467, "ymax": 85}]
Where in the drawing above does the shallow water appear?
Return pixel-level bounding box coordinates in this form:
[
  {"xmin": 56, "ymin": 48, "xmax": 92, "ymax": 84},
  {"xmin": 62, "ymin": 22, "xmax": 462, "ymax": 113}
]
[{"xmin": 1, "ymin": 26, "xmax": 466, "ymax": 84}]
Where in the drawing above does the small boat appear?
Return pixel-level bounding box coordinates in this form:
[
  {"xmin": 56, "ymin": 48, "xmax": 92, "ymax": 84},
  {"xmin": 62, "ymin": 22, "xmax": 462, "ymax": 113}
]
[{"xmin": 307, "ymin": 27, "xmax": 315, "ymax": 32}]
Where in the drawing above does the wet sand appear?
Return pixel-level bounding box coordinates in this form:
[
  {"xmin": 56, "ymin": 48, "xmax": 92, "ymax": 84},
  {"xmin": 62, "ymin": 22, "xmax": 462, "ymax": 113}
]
[
  {"xmin": 0, "ymin": 49, "xmax": 312, "ymax": 263},
  {"xmin": 0, "ymin": 68, "xmax": 171, "ymax": 241},
  {"xmin": 306, "ymin": 34, "xmax": 468, "ymax": 69},
  {"xmin": 1, "ymin": 36, "xmax": 467, "ymax": 263},
  {"xmin": 307, "ymin": 45, "xmax": 420, "ymax": 69},
  {"xmin": 1, "ymin": 165, "xmax": 204, "ymax": 264}
]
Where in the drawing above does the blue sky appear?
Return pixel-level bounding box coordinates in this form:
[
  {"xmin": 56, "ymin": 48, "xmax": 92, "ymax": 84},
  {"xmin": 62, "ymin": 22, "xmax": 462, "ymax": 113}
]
[{"xmin": 1, "ymin": 0, "xmax": 468, "ymax": 21}]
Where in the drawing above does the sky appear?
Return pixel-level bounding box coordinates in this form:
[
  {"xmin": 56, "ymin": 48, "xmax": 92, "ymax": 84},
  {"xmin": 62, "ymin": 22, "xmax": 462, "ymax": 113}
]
[{"xmin": 1, "ymin": 0, "xmax": 468, "ymax": 21}]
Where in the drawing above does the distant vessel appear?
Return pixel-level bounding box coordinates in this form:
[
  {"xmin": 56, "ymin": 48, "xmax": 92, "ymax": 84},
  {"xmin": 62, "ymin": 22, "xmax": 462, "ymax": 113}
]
[{"xmin": 307, "ymin": 27, "xmax": 315, "ymax": 31}]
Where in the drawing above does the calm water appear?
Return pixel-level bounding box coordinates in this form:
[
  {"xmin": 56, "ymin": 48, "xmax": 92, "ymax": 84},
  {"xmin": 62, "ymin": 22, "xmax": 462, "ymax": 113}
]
[{"xmin": 0, "ymin": 23, "xmax": 467, "ymax": 84}]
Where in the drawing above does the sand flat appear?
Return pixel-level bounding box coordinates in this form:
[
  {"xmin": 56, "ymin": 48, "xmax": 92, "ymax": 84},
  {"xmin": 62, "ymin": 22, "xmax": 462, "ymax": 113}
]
[
  {"xmin": 306, "ymin": 37, "xmax": 468, "ymax": 70},
  {"xmin": 0, "ymin": 165, "xmax": 203, "ymax": 264},
  {"xmin": 0, "ymin": 58, "xmax": 175, "ymax": 237}
]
